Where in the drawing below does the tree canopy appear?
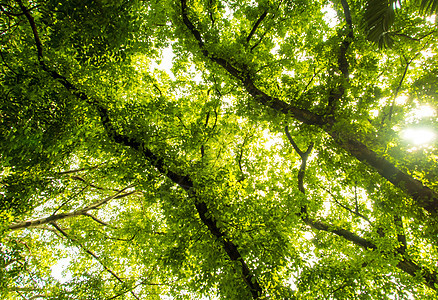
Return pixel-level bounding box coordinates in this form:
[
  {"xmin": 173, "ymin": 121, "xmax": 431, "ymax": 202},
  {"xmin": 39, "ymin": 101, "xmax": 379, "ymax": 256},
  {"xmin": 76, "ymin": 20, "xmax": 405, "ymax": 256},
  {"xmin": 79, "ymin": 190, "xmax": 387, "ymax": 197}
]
[{"xmin": 1, "ymin": 0, "xmax": 437, "ymax": 298}]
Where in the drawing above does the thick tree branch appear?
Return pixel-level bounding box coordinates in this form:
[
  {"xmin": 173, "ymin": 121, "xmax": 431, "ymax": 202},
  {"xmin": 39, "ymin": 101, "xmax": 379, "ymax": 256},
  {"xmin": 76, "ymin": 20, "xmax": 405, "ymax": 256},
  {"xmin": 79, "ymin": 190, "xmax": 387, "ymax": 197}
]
[
  {"xmin": 326, "ymin": 0, "xmax": 354, "ymax": 115},
  {"xmin": 326, "ymin": 129, "xmax": 438, "ymax": 214},
  {"xmin": 285, "ymin": 130, "xmax": 438, "ymax": 290},
  {"xmin": 181, "ymin": 1, "xmax": 438, "ymax": 215},
  {"xmin": 339, "ymin": 0, "xmax": 353, "ymax": 79},
  {"xmin": 98, "ymin": 85, "xmax": 263, "ymax": 299},
  {"xmin": 15, "ymin": 0, "xmax": 42, "ymax": 59},
  {"xmin": 19, "ymin": 3, "xmax": 262, "ymax": 297}
]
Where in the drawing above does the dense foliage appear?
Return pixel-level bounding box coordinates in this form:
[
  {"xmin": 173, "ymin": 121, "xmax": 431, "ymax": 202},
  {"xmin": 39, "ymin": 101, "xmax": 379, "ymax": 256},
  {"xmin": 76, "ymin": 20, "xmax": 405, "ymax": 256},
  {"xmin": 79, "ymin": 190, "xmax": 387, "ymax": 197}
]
[{"xmin": 1, "ymin": 0, "xmax": 437, "ymax": 298}]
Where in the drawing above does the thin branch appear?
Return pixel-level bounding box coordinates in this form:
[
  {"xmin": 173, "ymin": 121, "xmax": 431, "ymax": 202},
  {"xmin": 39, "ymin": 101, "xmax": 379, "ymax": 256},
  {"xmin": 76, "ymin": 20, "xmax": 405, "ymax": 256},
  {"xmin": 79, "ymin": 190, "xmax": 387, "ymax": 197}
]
[
  {"xmin": 82, "ymin": 212, "xmax": 112, "ymax": 227},
  {"xmin": 201, "ymin": 108, "xmax": 218, "ymax": 159},
  {"xmin": 51, "ymin": 223, "xmax": 141, "ymax": 300},
  {"xmin": 284, "ymin": 126, "xmax": 312, "ymax": 158},
  {"xmin": 209, "ymin": 109, "xmax": 218, "ymax": 133},
  {"xmin": 106, "ymin": 280, "xmax": 144, "ymax": 300},
  {"xmin": 83, "ymin": 186, "xmax": 135, "ymax": 210},
  {"xmin": 204, "ymin": 111, "xmax": 210, "ymax": 128},
  {"xmin": 70, "ymin": 175, "xmax": 109, "ymax": 191},
  {"xmin": 15, "ymin": 0, "xmax": 43, "ymax": 61},
  {"xmin": 330, "ymin": 281, "xmax": 348, "ymax": 296},
  {"xmin": 33, "ymin": 226, "xmax": 61, "ymax": 233},
  {"xmin": 200, "ymin": 144, "xmax": 205, "ymax": 158},
  {"xmin": 299, "ymin": 67, "xmax": 322, "ymax": 99},
  {"xmin": 0, "ymin": 19, "xmax": 22, "ymax": 35},
  {"xmin": 176, "ymin": 115, "xmax": 187, "ymax": 130},
  {"xmin": 99, "ymin": 231, "xmax": 138, "ymax": 242},
  {"xmin": 284, "ymin": 127, "xmax": 374, "ymax": 249},
  {"xmin": 11, "ymin": 287, "xmax": 43, "ymax": 292},
  {"xmin": 418, "ymin": 30, "xmax": 438, "ymax": 40},
  {"xmin": 4, "ymin": 258, "xmax": 19, "ymax": 268},
  {"xmin": 28, "ymin": 295, "xmax": 45, "ymax": 300},
  {"xmin": 153, "ymin": 83, "xmax": 162, "ymax": 97},
  {"xmin": 387, "ymin": 52, "xmax": 420, "ymax": 122},
  {"xmin": 8, "ymin": 187, "xmax": 135, "ymax": 230},
  {"xmin": 14, "ymin": 290, "xmax": 28, "ymax": 300},
  {"xmin": 392, "ymin": 33, "xmax": 420, "ymax": 41},
  {"xmin": 237, "ymin": 133, "xmax": 252, "ymax": 181},
  {"xmin": 246, "ymin": 10, "xmax": 268, "ymax": 43},
  {"xmin": 57, "ymin": 163, "xmax": 106, "ymax": 175},
  {"xmin": 394, "ymin": 215, "xmax": 407, "ymax": 253},
  {"xmin": 389, "ymin": 29, "xmax": 437, "ymax": 41},
  {"xmin": 354, "ymin": 181, "xmax": 358, "ymax": 214},
  {"xmin": 0, "ymin": 51, "xmax": 19, "ymax": 75},
  {"xmin": 250, "ymin": 30, "xmax": 268, "ymax": 52},
  {"xmin": 207, "ymin": 0, "xmax": 215, "ymax": 27}
]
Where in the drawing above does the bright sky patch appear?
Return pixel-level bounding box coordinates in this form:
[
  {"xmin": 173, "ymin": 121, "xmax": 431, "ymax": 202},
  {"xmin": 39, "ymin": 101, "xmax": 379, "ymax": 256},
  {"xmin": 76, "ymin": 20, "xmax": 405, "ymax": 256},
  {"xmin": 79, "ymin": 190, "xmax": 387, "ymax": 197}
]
[{"xmin": 402, "ymin": 128, "xmax": 436, "ymax": 145}]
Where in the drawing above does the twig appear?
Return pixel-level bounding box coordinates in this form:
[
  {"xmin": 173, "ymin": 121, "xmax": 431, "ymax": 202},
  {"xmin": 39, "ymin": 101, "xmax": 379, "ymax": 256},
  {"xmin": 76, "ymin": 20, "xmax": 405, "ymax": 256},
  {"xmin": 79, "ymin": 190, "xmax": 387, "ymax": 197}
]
[
  {"xmin": 52, "ymin": 185, "xmax": 88, "ymax": 215},
  {"xmin": 176, "ymin": 115, "xmax": 187, "ymax": 129},
  {"xmin": 70, "ymin": 175, "xmax": 109, "ymax": 191}
]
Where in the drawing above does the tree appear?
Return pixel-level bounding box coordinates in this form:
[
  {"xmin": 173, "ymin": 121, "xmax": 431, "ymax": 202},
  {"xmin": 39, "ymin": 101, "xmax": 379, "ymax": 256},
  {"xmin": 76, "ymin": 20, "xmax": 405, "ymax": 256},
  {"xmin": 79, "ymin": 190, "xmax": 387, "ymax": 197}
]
[
  {"xmin": 364, "ymin": 0, "xmax": 438, "ymax": 47},
  {"xmin": 1, "ymin": 0, "xmax": 437, "ymax": 298}
]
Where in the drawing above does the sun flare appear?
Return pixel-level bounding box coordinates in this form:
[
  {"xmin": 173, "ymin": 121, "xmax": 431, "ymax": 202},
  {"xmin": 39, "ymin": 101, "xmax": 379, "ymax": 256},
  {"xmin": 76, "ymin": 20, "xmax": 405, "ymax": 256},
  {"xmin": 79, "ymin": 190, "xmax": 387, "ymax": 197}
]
[{"xmin": 402, "ymin": 128, "xmax": 436, "ymax": 145}]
